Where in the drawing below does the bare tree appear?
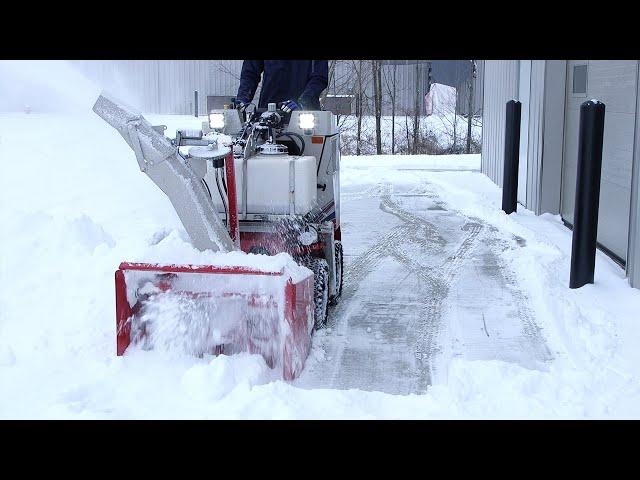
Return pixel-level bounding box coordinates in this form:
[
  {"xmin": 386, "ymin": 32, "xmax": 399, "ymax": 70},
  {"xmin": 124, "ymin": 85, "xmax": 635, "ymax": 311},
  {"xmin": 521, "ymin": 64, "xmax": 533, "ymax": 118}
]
[
  {"xmin": 465, "ymin": 60, "xmax": 477, "ymax": 154},
  {"xmin": 383, "ymin": 62, "xmax": 398, "ymax": 154},
  {"xmin": 404, "ymin": 107, "xmax": 412, "ymax": 154},
  {"xmin": 372, "ymin": 60, "xmax": 383, "ymax": 155},
  {"xmin": 412, "ymin": 62, "xmax": 421, "ymax": 154},
  {"xmin": 351, "ymin": 60, "xmax": 372, "ymax": 156},
  {"xmin": 214, "ymin": 61, "xmax": 242, "ymax": 81},
  {"xmin": 321, "ymin": 59, "xmax": 338, "ymax": 107},
  {"xmin": 354, "ymin": 60, "xmax": 363, "ymax": 155}
]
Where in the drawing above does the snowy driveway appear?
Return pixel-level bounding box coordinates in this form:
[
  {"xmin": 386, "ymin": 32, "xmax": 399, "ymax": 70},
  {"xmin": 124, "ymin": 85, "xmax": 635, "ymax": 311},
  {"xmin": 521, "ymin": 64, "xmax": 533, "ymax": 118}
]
[{"xmin": 297, "ymin": 168, "xmax": 552, "ymax": 394}]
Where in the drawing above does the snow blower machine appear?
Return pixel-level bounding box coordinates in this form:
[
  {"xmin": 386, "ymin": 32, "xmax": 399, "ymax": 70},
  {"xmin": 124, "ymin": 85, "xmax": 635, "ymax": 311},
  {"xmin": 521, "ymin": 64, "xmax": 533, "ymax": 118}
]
[{"xmin": 93, "ymin": 94, "xmax": 343, "ymax": 380}]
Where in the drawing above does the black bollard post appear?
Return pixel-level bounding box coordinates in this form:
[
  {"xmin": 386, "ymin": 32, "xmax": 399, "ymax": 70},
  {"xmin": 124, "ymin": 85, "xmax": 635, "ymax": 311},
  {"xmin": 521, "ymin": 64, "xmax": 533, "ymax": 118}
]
[
  {"xmin": 501, "ymin": 100, "xmax": 522, "ymax": 214},
  {"xmin": 194, "ymin": 90, "xmax": 199, "ymax": 117},
  {"xmin": 569, "ymin": 100, "xmax": 606, "ymax": 289}
]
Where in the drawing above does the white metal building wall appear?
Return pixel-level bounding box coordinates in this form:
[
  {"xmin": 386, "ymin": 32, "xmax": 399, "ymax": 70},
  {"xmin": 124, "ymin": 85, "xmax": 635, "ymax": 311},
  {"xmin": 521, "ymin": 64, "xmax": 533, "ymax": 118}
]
[
  {"xmin": 72, "ymin": 60, "xmax": 161, "ymax": 112},
  {"xmin": 72, "ymin": 60, "xmax": 479, "ymax": 116},
  {"xmin": 208, "ymin": 60, "xmax": 243, "ymax": 95},
  {"xmin": 483, "ymin": 60, "xmax": 562, "ymax": 215},
  {"xmin": 560, "ymin": 60, "xmax": 638, "ymax": 262},
  {"xmin": 73, "ymin": 60, "xmax": 229, "ymax": 114},
  {"xmin": 629, "ymin": 66, "xmax": 640, "ymax": 288},
  {"xmin": 523, "ymin": 60, "xmax": 546, "ymax": 212},
  {"xmin": 482, "ymin": 59, "xmax": 640, "ymax": 289},
  {"xmin": 480, "ymin": 60, "xmax": 519, "ymax": 187}
]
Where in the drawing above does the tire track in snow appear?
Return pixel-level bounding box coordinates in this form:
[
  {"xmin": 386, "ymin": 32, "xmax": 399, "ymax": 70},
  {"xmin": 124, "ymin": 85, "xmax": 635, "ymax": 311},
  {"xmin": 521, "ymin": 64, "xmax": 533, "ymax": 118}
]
[
  {"xmin": 308, "ymin": 178, "xmax": 549, "ymax": 393},
  {"xmin": 322, "ymin": 183, "xmax": 484, "ymax": 390},
  {"xmin": 413, "ymin": 220, "xmax": 485, "ymax": 390}
]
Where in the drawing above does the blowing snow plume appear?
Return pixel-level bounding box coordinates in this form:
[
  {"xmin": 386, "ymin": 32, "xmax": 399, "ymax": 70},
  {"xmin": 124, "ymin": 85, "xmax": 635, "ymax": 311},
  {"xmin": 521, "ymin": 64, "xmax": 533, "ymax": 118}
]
[{"xmin": 0, "ymin": 61, "xmax": 102, "ymax": 113}]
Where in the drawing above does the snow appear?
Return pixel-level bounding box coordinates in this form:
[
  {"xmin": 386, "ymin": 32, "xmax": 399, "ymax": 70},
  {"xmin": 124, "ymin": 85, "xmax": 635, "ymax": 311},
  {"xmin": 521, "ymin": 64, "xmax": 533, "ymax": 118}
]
[
  {"xmin": 337, "ymin": 112, "xmax": 482, "ymax": 156},
  {"xmin": 2, "ymin": 61, "xmax": 640, "ymax": 419},
  {"xmin": 342, "ymin": 153, "xmax": 480, "ymax": 173}
]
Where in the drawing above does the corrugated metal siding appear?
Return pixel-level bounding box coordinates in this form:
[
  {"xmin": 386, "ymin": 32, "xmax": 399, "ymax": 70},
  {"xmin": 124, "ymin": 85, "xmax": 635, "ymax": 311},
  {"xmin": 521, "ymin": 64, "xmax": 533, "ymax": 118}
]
[
  {"xmin": 155, "ymin": 60, "xmax": 211, "ymax": 114},
  {"xmin": 73, "ymin": 60, "xmax": 221, "ymax": 114},
  {"xmin": 72, "ymin": 60, "xmax": 478, "ymax": 116},
  {"xmin": 209, "ymin": 60, "xmax": 243, "ymax": 95},
  {"xmin": 481, "ymin": 60, "xmax": 519, "ymax": 187},
  {"xmin": 475, "ymin": 60, "xmax": 485, "ymax": 116},
  {"xmin": 629, "ymin": 62, "xmax": 640, "ymax": 287},
  {"xmin": 525, "ymin": 60, "xmax": 546, "ymax": 211}
]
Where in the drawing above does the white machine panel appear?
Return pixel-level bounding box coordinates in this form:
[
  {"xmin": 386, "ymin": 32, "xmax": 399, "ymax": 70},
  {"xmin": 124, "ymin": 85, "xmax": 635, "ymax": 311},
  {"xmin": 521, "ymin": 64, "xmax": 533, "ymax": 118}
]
[{"xmin": 205, "ymin": 154, "xmax": 318, "ymax": 215}]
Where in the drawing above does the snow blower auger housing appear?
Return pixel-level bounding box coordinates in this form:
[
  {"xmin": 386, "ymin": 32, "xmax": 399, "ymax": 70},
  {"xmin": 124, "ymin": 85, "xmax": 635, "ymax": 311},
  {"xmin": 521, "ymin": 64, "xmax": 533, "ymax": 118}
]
[{"xmin": 93, "ymin": 95, "xmax": 342, "ymax": 380}]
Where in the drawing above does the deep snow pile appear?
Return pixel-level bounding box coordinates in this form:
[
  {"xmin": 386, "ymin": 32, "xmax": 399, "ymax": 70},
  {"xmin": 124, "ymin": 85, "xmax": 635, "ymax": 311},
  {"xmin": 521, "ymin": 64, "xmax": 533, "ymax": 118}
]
[{"xmin": 2, "ymin": 62, "xmax": 640, "ymax": 419}]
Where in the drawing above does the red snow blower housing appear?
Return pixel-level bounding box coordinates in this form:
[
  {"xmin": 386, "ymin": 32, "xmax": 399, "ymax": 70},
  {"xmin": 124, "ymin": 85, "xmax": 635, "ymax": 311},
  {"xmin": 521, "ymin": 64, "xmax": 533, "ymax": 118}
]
[{"xmin": 93, "ymin": 95, "xmax": 343, "ymax": 380}]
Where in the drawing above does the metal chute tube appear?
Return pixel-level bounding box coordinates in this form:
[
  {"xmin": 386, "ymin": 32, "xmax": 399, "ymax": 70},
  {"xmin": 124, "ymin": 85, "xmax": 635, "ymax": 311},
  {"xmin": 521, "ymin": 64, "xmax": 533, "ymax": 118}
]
[{"xmin": 92, "ymin": 93, "xmax": 236, "ymax": 252}]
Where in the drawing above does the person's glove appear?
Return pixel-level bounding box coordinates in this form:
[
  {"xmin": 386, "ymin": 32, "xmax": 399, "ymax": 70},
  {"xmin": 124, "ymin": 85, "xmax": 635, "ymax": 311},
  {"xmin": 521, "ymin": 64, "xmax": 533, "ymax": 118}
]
[
  {"xmin": 281, "ymin": 99, "xmax": 301, "ymax": 113},
  {"xmin": 232, "ymin": 98, "xmax": 248, "ymax": 110}
]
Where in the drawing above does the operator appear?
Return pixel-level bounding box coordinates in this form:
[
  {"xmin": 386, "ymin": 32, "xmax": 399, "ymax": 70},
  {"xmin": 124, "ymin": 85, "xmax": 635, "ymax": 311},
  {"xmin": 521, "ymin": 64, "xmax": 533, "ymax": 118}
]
[{"xmin": 233, "ymin": 60, "xmax": 329, "ymax": 113}]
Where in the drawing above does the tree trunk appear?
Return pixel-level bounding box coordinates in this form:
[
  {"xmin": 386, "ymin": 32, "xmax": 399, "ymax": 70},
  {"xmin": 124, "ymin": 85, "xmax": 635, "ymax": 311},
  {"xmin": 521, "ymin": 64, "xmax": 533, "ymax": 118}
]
[
  {"xmin": 391, "ymin": 65, "xmax": 396, "ymax": 154},
  {"xmin": 452, "ymin": 107, "xmax": 457, "ymax": 153},
  {"xmin": 372, "ymin": 60, "xmax": 383, "ymax": 155},
  {"xmin": 412, "ymin": 62, "xmax": 420, "ymax": 154},
  {"xmin": 323, "ymin": 59, "xmax": 337, "ymax": 106},
  {"xmin": 356, "ymin": 60, "xmax": 363, "ymax": 156},
  {"xmin": 383, "ymin": 62, "xmax": 398, "ymax": 155},
  {"xmin": 466, "ymin": 60, "xmax": 476, "ymax": 154},
  {"xmin": 405, "ymin": 111, "xmax": 411, "ymax": 154}
]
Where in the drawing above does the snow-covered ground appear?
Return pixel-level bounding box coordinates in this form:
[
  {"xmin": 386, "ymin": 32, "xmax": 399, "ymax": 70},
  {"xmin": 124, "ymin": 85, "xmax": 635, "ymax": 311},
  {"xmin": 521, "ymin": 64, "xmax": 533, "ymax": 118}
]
[
  {"xmin": 2, "ymin": 62, "xmax": 640, "ymax": 419},
  {"xmin": 337, "ymin": 113, "xmax": 482, "ymax": 156}
]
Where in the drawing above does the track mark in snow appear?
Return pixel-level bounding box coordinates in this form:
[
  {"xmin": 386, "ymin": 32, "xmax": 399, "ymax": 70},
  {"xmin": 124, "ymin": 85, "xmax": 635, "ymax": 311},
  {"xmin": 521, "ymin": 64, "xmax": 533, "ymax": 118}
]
[
  {"xmin": 300, "ymin": 179, "xmax": 552, "ymax": 394},
  {"xmin": 482, "ymin": 314, "xmax": 490, "ymax": 337},
  {"xmin": 413, "ymin": 219, "xmax": 485, "ymax": 390}
]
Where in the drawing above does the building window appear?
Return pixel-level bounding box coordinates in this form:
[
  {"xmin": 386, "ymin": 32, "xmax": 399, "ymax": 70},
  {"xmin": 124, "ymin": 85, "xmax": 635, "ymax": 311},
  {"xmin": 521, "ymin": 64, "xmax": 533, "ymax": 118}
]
[{"xmin": 572, "ymin": 64, "xmax": 588, "ymax": 95}]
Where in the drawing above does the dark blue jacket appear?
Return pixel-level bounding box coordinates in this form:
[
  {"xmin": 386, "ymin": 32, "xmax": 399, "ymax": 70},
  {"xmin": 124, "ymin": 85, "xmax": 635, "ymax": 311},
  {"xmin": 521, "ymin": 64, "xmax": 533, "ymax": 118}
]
[{"xmin": 236, "ymin": 60, "xmax": 328, "ymax": 110}]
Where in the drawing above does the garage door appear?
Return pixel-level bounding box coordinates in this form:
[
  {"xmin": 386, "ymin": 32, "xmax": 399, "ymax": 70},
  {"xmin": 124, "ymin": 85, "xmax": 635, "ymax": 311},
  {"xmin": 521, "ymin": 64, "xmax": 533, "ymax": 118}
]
[{"xmin": 561, "ymin": 60, "xmax": 638, "ymax": 263}]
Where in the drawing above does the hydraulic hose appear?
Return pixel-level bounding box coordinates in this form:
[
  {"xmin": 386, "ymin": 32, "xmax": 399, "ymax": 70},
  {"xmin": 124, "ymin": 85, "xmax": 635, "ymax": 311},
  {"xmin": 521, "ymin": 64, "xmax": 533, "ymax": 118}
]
[
  {"xmin": 215, "ymin": 168, "xmax": 229, "ymax": 227},
  {"xmin": 278, "ymin": 131, "xmax": 306, "ymax": 155}
]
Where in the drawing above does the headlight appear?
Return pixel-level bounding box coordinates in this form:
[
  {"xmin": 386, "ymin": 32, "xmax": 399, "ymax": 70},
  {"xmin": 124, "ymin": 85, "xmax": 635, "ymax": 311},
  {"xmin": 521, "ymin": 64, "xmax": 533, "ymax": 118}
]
[
  {"xmin": 299, "ymin": 113, "xmax": 315, "ymax": 130},
  {"xmin": 209, "ymin": 113, "xmax": 225, "ymax": 130}
]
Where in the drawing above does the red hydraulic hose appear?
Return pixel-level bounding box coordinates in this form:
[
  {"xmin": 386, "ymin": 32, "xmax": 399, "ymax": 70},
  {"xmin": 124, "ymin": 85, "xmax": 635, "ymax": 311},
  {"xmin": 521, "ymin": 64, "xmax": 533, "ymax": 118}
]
[{"xmin": 224, "ymin": 150, "xmax": 240, "ymax": 248}]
